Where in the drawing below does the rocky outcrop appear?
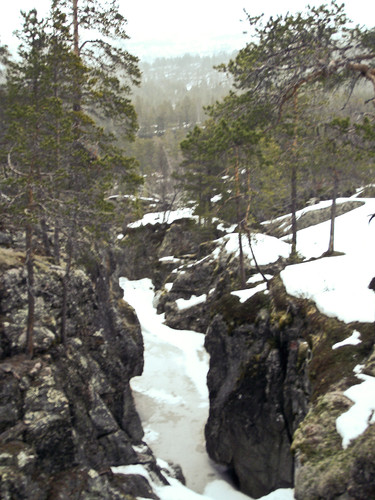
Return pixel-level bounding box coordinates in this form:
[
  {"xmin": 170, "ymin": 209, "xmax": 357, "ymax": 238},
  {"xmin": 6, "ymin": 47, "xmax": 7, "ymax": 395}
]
[
  {"xmin": 109, "ymin": 203, "xmax": 375, "ymax": 499},
  {"xmin": 263, "ymin": 200, "xmax": 364, "ymax": 239},
  {"xmin": 144, "ymin": 210, "xmax": 375, "ymax": 499},
  {"xmin": 115, "ymin": 218, "xmax": 222, "ymax": 287},
  {"xmin": 204, "ymin": 280, "xmax": 311, "ymax": 498},
  {"xmin": 203, "ymin": 275, "xmax": 375, "ymax": 499},
  {"xmin": 0, "ymin": 246, "xmax": 169, "ymax": 499},
  {"xmin": 291, "ymin": 317, "xmax": 375, "ymax": 500}
]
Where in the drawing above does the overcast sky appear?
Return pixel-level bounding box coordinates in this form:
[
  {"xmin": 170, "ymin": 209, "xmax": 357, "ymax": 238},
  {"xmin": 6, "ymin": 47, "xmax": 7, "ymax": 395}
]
[{"xmin": 2, "ymin": 1, "xmax": 375, "ymax": 60}]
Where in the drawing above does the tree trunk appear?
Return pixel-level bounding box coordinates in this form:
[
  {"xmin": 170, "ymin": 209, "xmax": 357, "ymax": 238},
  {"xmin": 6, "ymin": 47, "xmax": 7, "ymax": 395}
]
[
  {"xmin": 234, "ymin": 149, "xmax": 246, "ymax": 287},
  {"xmin": 72, "ymin": 0, "xmax": 81, "ymax": 113},
  {"xmin": 61, "ymin": 234, "xmax": 73, "ymax": 347},
  {"xmin": 244, "ymin": 225, "xmax": 269, "ymax": 284},
  {"xmin": 238, "ymin": 229, "xmax": 246, "ymax": 288},
  {"xmin": 54, "ymin": 220, "xmax": 61, "ymax": 265},
  {"xmin": 25, "ymin": 186, "xmax": 35, "ymax": 359},
  {"xmin": 290, "ymin": 93, "xmax": 299, "ymax": 259},
  {"xmin": 41, "ymin": 218, "xmax": 51, "ymax": 257},
  {"xmin": 73, "ymin": 0, "xmax": 79, "ymax": 57},
  {"xmin": 291, "ymin": 163, "xmax": 298, "ymax": 257},
  {"xmin": 328, "ymin": 170, "xmax": 339, "ymax": 255}
]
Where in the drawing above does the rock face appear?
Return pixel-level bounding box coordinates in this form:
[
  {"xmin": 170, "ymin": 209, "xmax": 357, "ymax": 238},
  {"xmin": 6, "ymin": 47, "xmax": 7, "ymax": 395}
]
[
  {"xmin": 203, "ymin": 277, "xmax": 375, "ymax": 499},
  {"xmin": 291, "ymin": 317, "xmax": 375, "ymax": 500},
  {"xmin": 0, "ymin": 246, "xmax": 165, "ymax": 499},
  {"xmin": 263, "ymin": 200, "xmax": 364, "ymax": 239},
  {"xmin": 115, "ymin": 218, "xmax": 222, "ymax": 287},
  {"xmin": 21, "ymin": 204, "xmax": 372, "ymax": 500},
  {"xmin": 204, "ymin": 282, "xmax": 311, "ymax": 498}
]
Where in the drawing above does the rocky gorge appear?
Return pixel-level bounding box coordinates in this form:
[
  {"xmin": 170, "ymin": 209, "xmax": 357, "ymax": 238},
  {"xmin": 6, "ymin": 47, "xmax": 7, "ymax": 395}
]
[{"xmin": 1, "ymin": 196, "xmax": 375, "ymax": 499}]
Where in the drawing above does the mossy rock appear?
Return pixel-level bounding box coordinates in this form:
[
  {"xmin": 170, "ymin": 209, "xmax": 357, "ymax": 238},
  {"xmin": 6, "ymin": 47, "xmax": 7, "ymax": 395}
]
[
  {"xmin": 307, "ymin": 317, "xmax": 373, "ymax": 400},
  {"xmin": 210, "ymin": 290, "xmax": 270, "ymax": 332},
  {"xmin": 293, "ymin": 393, "xmax": 375, "ymax": 500}
]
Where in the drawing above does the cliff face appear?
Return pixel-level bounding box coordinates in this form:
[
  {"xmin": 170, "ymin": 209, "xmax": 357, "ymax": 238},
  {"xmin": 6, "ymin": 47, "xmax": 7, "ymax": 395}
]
[
  {"xmin": 203, "ymin": 280, "xmax": 312, "ymax": 498},
  {"xmin": 0, "ymin": 246, "xmax": 164, "ymax": 499}
]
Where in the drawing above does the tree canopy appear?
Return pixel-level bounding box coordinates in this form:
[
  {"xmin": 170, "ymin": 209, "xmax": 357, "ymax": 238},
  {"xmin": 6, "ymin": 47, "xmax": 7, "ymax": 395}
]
[
  {"xmin": 222, "ymin": 1, "xmax": 375, "ymax": 118},
  {"xmin": 178, "ymin": 1, "xmax": 375, "ymax": 264}
]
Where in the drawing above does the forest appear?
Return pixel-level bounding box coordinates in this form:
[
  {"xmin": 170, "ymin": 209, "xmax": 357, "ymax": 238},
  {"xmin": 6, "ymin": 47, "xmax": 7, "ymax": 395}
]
[
  {"xmin": 122, "ymin": 53, "xmax": 236, "ymax": 203},
  {"xmin": 0, "ymin": 1, "xmax": 375, "ymax": 353}
]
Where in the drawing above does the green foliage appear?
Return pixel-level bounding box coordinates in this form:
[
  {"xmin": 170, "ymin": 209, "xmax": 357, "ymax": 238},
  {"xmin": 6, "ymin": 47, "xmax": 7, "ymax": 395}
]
[
  {"xmin": 1, "ymin": 1, "xmax": 142, "ymax": 228},
  {"xmin": 178, "ymin": 121, "xmax": 227, "ymax": 222}
]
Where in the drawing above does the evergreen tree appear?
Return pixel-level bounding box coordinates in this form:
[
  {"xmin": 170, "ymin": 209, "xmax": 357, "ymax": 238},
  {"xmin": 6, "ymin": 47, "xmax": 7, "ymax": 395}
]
[
  {"xmin": 223, "ymin": 2, "xmax": 375, "ymax": 117},
  {"xmin": 216, "ymin": 2, "xmax": 375, "ymax": 257},
  {"xmin": 3, "ymin": 9, "xmax": 63, "ymax": 357},
  {"xmin": 179, "ymin": 121, "xmax": 225, "ymax": 224},
  {"xmin": 53, "ymin": 0, "xmax": 140, "ymax": 137},
  {"xmin": 0, "ymin": 3, "xmax": 142, "ymax": 356}
]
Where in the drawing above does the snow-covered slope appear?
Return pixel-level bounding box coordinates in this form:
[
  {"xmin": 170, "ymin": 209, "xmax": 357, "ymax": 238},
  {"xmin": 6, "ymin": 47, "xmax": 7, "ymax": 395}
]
[{"xmin": 280, "ymin": 197, "xmax": 375, "ymax": 323}]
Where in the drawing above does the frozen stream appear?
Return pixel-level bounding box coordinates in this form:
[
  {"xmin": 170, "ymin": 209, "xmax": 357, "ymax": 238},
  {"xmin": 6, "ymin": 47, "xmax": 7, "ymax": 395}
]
[
  {"xmin": 120, "ymin": 277, "xmax": 222, "ymax": 493},
  {"xmin": 119, "ymin": 277, "xmax": 294, "ymax": 500}
]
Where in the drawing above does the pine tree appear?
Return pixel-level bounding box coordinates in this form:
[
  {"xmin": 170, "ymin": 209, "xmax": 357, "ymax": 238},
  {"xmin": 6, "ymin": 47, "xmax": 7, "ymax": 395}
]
[
  {"xmin": 1, "ymin": 3, "xmax": 142, "ymax": 356},
  {"xmin": 3, "ymin": 10, "xmax": 60, "ymax": 357},
  {"xmin": 53, "ymin": 0, "xmax": 140, "ymax": 137},
  {"xmin": 179, "ymin": 121, "xmax": 225, "ymax": 225},
  {"xmin": 216, "ymin": 2, "xmax": 375, "ymax": 257}
]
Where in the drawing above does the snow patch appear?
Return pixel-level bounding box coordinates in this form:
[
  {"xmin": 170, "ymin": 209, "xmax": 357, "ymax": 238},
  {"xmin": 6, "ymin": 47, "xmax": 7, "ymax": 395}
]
[
  {"xmin": 332, "ymin": 330, "xmax": 361, "ymax": 349},
  {"xmin": 128, "ymin": 207, "xmax": 196, "ymax": 228},
  {"xmin": 176, "ymin": 294, "xmax": 207, "ymax": 310},
  {"xmin": 159, "ymin": 255, "xmax": 181, "ymax": 264},
  {"xmin": 247, "ymin": 273, "xmax": 273, "ymax": 284},
  {"xmin": 336, "ymin": 364, "xmax": 375, "ymax": 448},
  {"xmin": 231, "ymin": 282, "xmax": 268, "ymax": 303}
]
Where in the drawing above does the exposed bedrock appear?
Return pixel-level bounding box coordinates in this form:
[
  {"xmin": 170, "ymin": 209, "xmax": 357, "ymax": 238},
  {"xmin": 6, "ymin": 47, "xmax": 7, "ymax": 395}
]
[
  {"xmin": 0, "ymin": 247, "xmax": 170, "ymax": 499},
  {"xmin": 204, "ymin": 292, "xmax": 311, "ymax": 498}
]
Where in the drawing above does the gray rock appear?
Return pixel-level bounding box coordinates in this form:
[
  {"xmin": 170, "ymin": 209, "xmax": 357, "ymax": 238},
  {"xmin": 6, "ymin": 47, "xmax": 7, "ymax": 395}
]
[
  {"xmin": 204, "ymin": 300, "xmax": 311, "ymax": 498},
  {"xmin": 0, "ymin": 248, "xmax": 156, "ymax": 498}
]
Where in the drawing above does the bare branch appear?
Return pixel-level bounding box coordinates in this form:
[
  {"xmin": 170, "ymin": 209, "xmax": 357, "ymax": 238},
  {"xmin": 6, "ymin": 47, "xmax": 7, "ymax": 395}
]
[{"xmin": 7, "ymin": 151, "xmax": 27, "ymax": 177}]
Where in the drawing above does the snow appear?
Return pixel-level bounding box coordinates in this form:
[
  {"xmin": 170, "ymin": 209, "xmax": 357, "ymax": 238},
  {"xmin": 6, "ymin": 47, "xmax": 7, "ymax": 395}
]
[
  {"xmin": 214, "ymin": 232, "xmax": 290, "ymax": 266},
  {"xmin": 128, "ymin": 207, "xmax": 196, "ymax": 228},
  {"xmin": 277, "ymin": 196, "xmax": 375, "ymax": 448},
  {"xmin": 336, "ymin": 365, "xmax": 375, "ymax": 448},
  {"xmin": 159, "ymin": 255, "xmax": 182, "ymax": 264},
  {"xmin": 280, "ymin": 256, "xmax": 375, "ymax": 323},
  {"xmin": 230, "ymin": 273, "xmax": 272, "ymax": 304},
  {"xmin": 112, "ymin": 464, "xmax": 294, "ymax": 500},
  {"xmin": 217, "ymin": 222, "xmax": 237, "ymax": 233},
  {"xmin": 176, "ymin": 294, "xmax": 207, "ymax": 310},
  {"xmin": 332, "ymin": 330, "xmax": 361, "ymax": 349},
  {"xmin": 280, "ymin": 198, "xmax": 375, "ymax": 323},
  {"xmin": 119, "ymin": 276, "xmax": 214, "ymax": 494},
  {"xmin": 231, "ymin": 282, "xmax": 268, "ymax": 303},
  {"xmin": 247, "ymin": 273, "xmax": 273, "ymax": 284},
  {"xmin": 117, "ymin": 194, "xmax": 375, "ymax": 499}
]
